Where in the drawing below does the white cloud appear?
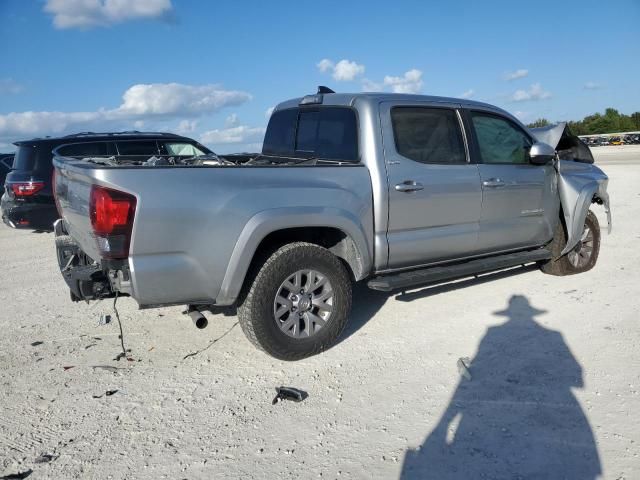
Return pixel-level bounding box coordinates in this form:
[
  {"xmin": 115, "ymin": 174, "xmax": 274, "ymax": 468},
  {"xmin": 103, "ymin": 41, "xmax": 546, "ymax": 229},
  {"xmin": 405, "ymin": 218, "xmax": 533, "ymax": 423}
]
[
  {"xmin": 200, "ymin": 125, "xmax": 266, "ymax": 145},
  {"xmin": 0, "ymin": 82, "xmax": 251, "ymax": 140},
  {"xmin": 361, "ymin": 79, "xmax": 383, "ymax": 92},
  {"xmin": 505, "ymin": 69, "xmax": 529, "ymax": 81},
  {"xmin": 584, "ymin": 81, "xmax": 602, "ymax": 90},
  {"xmin": 317, "ymin": 58, "xmax": 365, "ymax": 81},
  {"xmin": 510, "ymin": 83, "xmax": 551, "ymax": 102},
  {"xmin": 224, "ymin": 113, "xmax": 238, "ymax": 128},
  {"xmin": 383, "ymin": 69, "xmax": 423, "ymax": 94},
  {"xmin": 0, "ymin": 78, "xmax": 24, "ymax": 95},
  {"xmin": 460, "ymin": 89, "xmax": 475, "ymax": 99},
  {"xmin": 176, "ymin": 119, "xmax": 197, "ymax": 134},
  {"xmin": 513, "ymin": 111, "xmax": 530, "ymax": 122},
  {"xmin": 317, "ymin": 59, "xmax": 334, "ymax": 73},
  {"xmin": 115, "ymin": 83, "xmax": 249, "ymax": 117},
  {"xmin": 44, "ymin": 0, "xmax": 174, "ymax": 29},
  {"xmin": 265, "ymin": 106, "xmax": 275, "ymax": 118}
]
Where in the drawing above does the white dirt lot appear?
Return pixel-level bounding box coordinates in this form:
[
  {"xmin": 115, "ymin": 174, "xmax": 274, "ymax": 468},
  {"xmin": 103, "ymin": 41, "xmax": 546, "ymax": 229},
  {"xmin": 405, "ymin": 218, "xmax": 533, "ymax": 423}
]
[{"xmin": 1, "ymin": 147, "xmax": 639, "ymax": 479}]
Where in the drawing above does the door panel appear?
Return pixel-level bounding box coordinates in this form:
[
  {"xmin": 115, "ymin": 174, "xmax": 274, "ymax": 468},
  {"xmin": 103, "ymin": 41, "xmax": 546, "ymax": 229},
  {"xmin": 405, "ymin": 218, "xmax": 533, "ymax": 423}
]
[
  {"xmin": 469, "ymin": 111, "xmax": 558, "ymax": 252},
  {"xmin": 477, "ymin": 163, "xmax": 556, "ymax": 252},
  {"xmin": 381, "ymin": 103, "xmax": 482, "ymax": 269}
]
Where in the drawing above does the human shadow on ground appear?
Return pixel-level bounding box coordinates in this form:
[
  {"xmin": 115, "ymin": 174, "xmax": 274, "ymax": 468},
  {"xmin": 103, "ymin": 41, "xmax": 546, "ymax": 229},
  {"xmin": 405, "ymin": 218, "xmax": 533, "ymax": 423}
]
[
  {"xmin": 399, "ymin": 295, "xmax": 601, "ymax": 480},
  {"xmin": 338, "ymin": 265, "xmax": 538, "ymax": 345}
]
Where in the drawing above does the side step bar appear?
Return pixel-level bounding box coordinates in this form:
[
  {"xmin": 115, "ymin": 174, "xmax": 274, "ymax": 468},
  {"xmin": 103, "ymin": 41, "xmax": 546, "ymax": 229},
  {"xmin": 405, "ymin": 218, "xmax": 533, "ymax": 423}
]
[{"xmin": 367, "ymin": 248, "xmax": 551, "ymax": 292}]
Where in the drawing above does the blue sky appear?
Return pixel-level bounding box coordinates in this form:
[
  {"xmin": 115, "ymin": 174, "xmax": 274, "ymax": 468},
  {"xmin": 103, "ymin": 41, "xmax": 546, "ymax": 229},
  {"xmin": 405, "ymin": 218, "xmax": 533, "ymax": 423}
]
[{"xmin": 1, "ymin": 0, "xmax": 638, "ymax": 153}]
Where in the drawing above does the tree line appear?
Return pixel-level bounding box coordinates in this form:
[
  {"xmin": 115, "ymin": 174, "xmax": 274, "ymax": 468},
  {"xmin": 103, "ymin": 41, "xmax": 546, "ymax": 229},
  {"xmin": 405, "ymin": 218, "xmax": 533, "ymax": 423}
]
[{"xmin": 526, "ymin": 108, "xmax": 640, "ymax": 135}]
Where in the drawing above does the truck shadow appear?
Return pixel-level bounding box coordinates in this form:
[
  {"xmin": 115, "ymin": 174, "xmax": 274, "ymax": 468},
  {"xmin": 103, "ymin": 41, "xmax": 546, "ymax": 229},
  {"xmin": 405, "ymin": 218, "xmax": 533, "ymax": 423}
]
[
  {"xmin": 340, "ymin": 265, "xmax": 538, "ymax": 344},
  {"xmin": 398, "ymin": 295, "xmax": 601, "ymax": 479}
]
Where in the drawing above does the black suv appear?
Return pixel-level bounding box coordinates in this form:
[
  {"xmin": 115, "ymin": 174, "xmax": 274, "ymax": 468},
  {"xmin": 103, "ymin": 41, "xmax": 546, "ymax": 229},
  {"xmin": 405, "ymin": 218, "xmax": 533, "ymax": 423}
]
[
  {"xmin": 0, "ymin": 154, "xmax": 14, "ymax": 187},
  {"xmin": 1, "ymin": 132, "xmax": 211, "ymax": 230}
]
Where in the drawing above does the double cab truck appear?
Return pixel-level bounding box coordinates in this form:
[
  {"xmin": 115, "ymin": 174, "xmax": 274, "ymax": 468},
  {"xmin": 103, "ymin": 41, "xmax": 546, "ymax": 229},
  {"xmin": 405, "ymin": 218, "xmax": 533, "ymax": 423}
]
[{"xmin": 52, "ymin": 89, "xmax": 611, "ymax": 360}]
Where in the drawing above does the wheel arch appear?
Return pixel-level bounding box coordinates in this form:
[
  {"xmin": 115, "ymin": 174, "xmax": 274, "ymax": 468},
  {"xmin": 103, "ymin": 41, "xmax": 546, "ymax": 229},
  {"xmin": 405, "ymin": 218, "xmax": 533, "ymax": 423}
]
[{"xmin": 215, "ymin": 207, "xmax": 372, "ymax": 305}]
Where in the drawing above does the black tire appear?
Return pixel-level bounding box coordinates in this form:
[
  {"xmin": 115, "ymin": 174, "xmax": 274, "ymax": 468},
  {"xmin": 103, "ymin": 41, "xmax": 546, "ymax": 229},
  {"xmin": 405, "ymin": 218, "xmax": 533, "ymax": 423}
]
[
  {"xmin": 237, "ymin": 242, "xmax": 352, "ymax": 361},
  {"xmin": 541, "ymin": 210, "xmax": 600, "ymax": 276}
]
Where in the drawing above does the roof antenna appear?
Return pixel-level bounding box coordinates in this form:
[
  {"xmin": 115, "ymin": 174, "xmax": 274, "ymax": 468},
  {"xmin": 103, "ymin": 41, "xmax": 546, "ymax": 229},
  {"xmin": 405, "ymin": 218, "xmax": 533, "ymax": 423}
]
[{"xmin": 317, "ymin": 86, "xmax": 335, "ymax": 94}]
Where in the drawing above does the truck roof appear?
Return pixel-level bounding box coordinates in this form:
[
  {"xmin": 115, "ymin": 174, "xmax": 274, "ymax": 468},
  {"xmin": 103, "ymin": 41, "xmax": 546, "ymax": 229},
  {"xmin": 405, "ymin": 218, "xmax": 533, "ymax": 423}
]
[{"xmin": 274, "ymin": 92, "xmax": 510, "ymax": 116}]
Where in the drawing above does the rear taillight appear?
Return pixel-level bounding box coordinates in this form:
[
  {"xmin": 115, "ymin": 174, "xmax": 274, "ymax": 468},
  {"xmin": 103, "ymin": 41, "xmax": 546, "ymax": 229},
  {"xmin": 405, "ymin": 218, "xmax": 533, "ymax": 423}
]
[
  {"xmin": 11, "ymin": 181, "xmax": 45, "ymax": 197},
  {"xmin": 89, "ymin": 185, "xmax": 136, "ymax": 259}
]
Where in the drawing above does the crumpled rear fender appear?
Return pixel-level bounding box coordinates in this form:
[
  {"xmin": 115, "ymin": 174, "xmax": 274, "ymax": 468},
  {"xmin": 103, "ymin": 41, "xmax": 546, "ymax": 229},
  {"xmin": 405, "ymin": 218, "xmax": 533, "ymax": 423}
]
[{"xmin": 557, "ymin": 160, "xmax": 611, "ymax": 256}]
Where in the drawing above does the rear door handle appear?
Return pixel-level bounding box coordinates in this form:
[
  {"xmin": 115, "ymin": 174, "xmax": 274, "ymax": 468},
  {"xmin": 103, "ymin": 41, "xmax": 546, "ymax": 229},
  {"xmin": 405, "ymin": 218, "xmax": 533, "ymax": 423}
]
[
  {"xmin": 482, "ymin": 178, "xmax": 505, "ymax": 188},
  {"xmin": 395, "ymin": 181, "xmax": 424, "ymax": 193}
]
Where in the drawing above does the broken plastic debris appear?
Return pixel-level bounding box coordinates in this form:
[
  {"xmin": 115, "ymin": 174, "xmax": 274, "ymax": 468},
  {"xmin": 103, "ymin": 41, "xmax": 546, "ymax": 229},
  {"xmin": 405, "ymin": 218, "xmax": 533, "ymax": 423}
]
[
  {"xmin": 63, "ymin": 366, "xmax": 75, "ymax": 371},
  {"xmin": 99, "ymin": 314, "xmax": 112, "ymax": 325},
  {"xmin": 92, "ymin": 389, "xmax": 119, "ymax": 399},
  {"xmin": 457, "ymin": 357, "xmax": 472, "ymax": 381},
  {"xmin": 34, "ymin": 453, "xmax": 57, "ymax": 464},
  {"xmin": 30, "ymin": 341, "xmax": 43, "ymax": 347},
  {"xmin": 272, "ymin": 386, "xmax": 308, "ymax": 405}
]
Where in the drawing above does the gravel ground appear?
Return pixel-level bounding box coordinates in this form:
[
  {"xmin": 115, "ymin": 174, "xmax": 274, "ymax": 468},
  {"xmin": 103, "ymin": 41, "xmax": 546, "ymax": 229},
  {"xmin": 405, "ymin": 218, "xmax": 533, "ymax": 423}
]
[{"xmin": 1, "ymin": 147, "xmax": 639, "ymax": 479}]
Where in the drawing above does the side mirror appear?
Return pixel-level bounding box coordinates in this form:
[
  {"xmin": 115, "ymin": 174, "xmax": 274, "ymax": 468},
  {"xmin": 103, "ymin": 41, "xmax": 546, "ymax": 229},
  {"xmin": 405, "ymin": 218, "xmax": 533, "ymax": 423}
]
[{"xmin": 529, "ymin": 142, "xmax": 556, "ymax": 165}]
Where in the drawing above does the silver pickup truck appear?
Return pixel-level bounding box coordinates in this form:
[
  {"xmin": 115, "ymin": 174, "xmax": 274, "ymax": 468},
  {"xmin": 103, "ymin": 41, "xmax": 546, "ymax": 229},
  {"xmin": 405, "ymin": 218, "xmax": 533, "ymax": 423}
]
[{"xmin": 53, "ymin": 89, "xmax": 611, "ymax": 360}]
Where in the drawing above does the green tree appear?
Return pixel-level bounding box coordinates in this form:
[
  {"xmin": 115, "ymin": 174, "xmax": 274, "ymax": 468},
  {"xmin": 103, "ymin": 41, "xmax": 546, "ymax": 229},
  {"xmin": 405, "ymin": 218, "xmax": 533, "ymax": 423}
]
[{"xmin": 527, "ymin": 118, "xmax": 551, "ymax": 128}]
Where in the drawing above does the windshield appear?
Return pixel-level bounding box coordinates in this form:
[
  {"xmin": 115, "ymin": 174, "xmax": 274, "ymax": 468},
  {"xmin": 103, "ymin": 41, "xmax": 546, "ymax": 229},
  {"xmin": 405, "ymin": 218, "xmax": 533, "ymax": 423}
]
[{"xmin": 161, "ymin": 142, "xmax": 208, "ymax": 156}]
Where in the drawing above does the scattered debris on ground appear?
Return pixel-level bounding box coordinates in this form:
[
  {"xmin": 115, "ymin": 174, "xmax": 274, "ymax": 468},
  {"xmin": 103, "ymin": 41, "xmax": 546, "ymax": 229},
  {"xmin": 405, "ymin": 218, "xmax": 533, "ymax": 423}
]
[
  {"xmin": 272, "ymin": 387, "xmax": 308, "ymax": 405},
  {"xmin": 30, "ymin": 341, "xmax": 43, "ymax": 347},
  {"xmin": 34, "ymin": 453, "xmax": 57, "ymax": 464},
  {"xmin": 92, "ymin": 389, "xmax": 119, "ymax": 399}
]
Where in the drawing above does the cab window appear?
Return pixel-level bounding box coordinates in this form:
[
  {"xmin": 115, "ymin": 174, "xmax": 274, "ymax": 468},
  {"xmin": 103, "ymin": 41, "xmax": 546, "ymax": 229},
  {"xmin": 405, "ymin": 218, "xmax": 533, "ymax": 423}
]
[
  {"xmin": 471, "ymin": 112, "xmax": 532, "ymax": 164},
  {"xmin": 391, "ymin": 107, "xmax": 466, "ymax": 164}
]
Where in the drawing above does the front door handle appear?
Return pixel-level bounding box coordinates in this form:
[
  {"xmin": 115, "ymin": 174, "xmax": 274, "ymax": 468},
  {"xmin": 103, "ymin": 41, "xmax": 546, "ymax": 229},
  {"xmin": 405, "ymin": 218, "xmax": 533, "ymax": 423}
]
[
  {"xmin": 395, "ymin": 180, "xmax": 424, "ymax": 193},
  {"xmin": 482, "ymin": 178, "xmax": 505, "ymax": 188}
]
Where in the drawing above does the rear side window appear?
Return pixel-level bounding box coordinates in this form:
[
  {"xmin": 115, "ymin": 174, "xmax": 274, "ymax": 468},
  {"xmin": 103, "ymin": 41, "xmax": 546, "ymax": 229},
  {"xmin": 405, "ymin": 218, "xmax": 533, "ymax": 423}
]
[
  {"xmin": 470, "ymin": 112, "xmax": 532, "ymax": 164},
  {"xmin": 263, "ymin": 107, "xmax": 359, "ymax": 161},
  {"xmin": 116, "ymin": 141, "xmax": 159, "ymax": 156},
  {"xmin": 57, "ymin": 142, "xmax": 109, "ymax": 157},
  {"xmin": 391, "ymin": 107, "xmax": 466, "ymax": 164},
  {"xmin": 12, "ymin": 145, "xmax": 38, "ymax": 171}
]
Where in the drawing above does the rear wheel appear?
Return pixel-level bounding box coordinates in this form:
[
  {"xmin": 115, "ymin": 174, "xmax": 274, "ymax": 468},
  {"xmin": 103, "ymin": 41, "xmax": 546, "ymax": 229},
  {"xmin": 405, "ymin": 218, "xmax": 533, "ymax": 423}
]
[
  {"xmin": 238, "ymin": 242, "xmax": 352, "ymax": 360},
  {"xmin": 541, "ymin": 210, "xmax": 600, "ymax": 276}
]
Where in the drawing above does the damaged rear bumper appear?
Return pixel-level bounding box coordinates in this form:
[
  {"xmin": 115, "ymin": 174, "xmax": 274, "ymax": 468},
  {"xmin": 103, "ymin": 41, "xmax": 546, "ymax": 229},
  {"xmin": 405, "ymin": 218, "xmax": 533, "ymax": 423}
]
[{"xmin": 54, "ymin": 219, "xmax": 131, "ymax": 302}]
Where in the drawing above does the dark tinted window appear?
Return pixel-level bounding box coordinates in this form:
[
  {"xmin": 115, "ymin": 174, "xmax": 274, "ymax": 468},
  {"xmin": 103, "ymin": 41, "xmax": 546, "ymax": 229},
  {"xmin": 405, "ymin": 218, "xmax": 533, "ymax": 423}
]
[
  {"xmin": 262, "ymin": 109, "xmax": 298, "ymax": 156},
  {"xmin": 391, "ymin": 107, "xmax": 466, "ymax": 164},
  {"xmin": 116, "ymin": 141, "xmax": 159, "ymax": 156},
  {"xmin": 471, "ymin": 112, "xmax": 532, "ymax": 164},
  {"xmin": 295, "ymin": 111, "xmax": 319, "ymax": 152},
  {"xmin": 0, "ymin": 155, "xmax": 13, "ymax": 170},
  {"xmin": 296, "ymin": 108, "xmax": 358, "ymax": 161},
  {"xmin": 12, "ymin": 145, "xmax": 38, "ymax": 171},
  {"xmin": 57, "ymin": 142, "xmax": 109, "ymax": 157},
  {"xmin": 263, "ymin": 107, "xmax": 359, "ymax": 161}
]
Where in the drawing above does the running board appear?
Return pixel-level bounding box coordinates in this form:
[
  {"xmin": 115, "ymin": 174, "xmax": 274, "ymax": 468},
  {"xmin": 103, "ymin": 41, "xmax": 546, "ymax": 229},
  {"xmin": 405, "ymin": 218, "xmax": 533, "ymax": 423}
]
[{"xmin": 367, "ymin": 249, "xmax": 551, "ymax": 292}]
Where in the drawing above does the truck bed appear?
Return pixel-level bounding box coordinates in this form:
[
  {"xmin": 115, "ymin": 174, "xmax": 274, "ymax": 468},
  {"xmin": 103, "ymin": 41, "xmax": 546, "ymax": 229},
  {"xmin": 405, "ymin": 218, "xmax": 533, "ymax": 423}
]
[{"xmin": 53, "ymin": 154, "xmax": 374, "ymax": 308}]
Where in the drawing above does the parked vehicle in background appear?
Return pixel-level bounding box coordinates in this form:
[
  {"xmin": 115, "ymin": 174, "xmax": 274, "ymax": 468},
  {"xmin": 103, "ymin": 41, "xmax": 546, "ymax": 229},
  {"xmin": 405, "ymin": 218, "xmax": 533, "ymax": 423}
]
[
  {"xmin": 0, "ymin": 154, "xmax": 14, "ymax": 188},
  {"xmin": 1, "ymin": 132, "xmax": 211, "ymax": 230},
  {"xmin": 609, "ymin": 136, "xmax": 623, "ymax": 146},
  {"xmin": 52, "ymin": 89, "xmax": 612, "ymax": 360}
]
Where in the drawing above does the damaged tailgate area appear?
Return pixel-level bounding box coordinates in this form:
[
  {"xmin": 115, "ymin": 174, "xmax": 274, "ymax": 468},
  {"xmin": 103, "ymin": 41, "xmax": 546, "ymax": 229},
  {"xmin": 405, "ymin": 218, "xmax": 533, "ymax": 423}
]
[{"xmin": 54, "ymin": 220, "xmax": 130, "ymax": 302}]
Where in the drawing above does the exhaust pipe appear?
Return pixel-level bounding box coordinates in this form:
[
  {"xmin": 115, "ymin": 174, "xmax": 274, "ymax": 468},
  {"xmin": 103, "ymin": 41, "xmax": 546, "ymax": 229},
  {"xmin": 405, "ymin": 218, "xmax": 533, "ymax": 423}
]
[{"xmin": 187, "ymin": 308, "xmax": 208, "ymax": 329}]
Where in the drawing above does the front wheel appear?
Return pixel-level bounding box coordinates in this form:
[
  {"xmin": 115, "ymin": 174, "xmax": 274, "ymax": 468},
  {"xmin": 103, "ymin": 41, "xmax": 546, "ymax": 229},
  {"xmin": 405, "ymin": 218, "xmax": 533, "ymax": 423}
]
[
  {"xmin": 541, "ymin": 210, "xmax": 600, "ymax": 276},
  {"xmin": 238, "ymin": 242, "xmax": 352, "ymax": 361}
]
